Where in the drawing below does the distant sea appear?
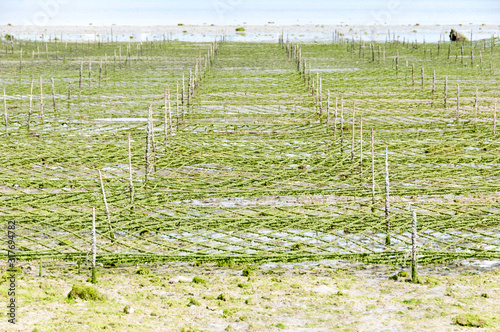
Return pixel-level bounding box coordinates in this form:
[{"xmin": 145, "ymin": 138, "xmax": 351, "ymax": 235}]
[
  {"xmin": 1, "ymin": 0, "xmax": 498, "ymax": 26},
  {"xmin": 1, "ymin": 0, "xmax": 498, "ymax": 42}
]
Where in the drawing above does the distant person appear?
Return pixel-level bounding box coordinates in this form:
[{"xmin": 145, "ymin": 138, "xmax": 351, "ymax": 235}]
[{"xmin": 449, "ymin": 29, "xmax": 468, "ymax": 42}]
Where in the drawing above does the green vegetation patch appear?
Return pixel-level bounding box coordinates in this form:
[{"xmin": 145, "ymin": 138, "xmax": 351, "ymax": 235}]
[
  {"xmin": 454, "ymin": 313, "xmax": 486, "ymax": 327},
  {"xmin": 67, "ymin": 284, "xmax": 106, "ymax": 301}
]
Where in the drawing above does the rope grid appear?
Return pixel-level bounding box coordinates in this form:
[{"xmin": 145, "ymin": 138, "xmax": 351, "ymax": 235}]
[{"xmin": 0, "ymin": 35, "xmax": 498, "ymax": 265}]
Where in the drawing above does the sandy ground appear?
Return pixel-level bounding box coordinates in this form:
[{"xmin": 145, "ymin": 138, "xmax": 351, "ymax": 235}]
[
  {"xmin": 1, "ymin": 24, "xmax": 498, "ymax": 42},
  {"xmin": 0, "ymin": 259, "xmax": 498, "ymax": 331}
]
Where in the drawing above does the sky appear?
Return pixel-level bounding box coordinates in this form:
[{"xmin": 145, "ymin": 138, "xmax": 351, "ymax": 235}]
[{"xmin": 0, "ymin": 0, "xmax": 499, "ymax": 26}]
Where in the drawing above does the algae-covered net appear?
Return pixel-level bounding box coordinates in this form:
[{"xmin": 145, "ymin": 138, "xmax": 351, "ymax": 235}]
[{"xmin": 0, "ymin": 35, "xmax": 499, "ymax": 265}]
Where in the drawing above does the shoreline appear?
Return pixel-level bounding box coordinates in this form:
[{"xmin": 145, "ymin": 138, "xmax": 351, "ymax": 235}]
[{"xmin": 1, "ymin": 24, "xmax": 498, "ymax": 43}]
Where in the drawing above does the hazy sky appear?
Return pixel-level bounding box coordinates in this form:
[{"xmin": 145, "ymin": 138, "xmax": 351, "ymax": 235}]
[{"xmin": 1, "ymin": 0, "xmax": 498, "ymax": 26}]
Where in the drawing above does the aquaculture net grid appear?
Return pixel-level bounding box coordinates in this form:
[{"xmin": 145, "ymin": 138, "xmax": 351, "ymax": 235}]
[{"xmin": 0, "ymin": 38, "xmax": 499, "ymax": 265}]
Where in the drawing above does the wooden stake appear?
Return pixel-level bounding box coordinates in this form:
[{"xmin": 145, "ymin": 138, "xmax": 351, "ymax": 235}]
[
  {"xmin": 51, "ymin": 78, "xmax": 56, "ymax": 111},
  {"xmin": 28, "ymin": 76, "xmax": 33, "ymax": 130},
  {"xmin": 432, "ymin": 70, "xmax": 435, "ymax": 98},
  {"xmin": 187, "ymin": 70, "xmax": 191, "ymax": 107},
  {"xmin": 359, "ymin": 115, "xmax": 363, "ymax": 173},
  {"xmin": 371, "ymin": 129, "xmax": 375, "ymax": 212},
  {"xmin": 494, "ymin": 99, "xmax": 497, "ymax": 136},
  {"xmin": 411, "ymin": 63, "xmax": 414, "ymax": 86},
  {"xmin": 164, "ymin": 88, "xmax": 168, "ymax": 147},
  {"xmin": 385, "ymin": 147, "xmax": 390, "ymax": 246},
  {"xmin": 421, "ymin": 67, "xmax": 424, "ymax": 89},
  {"xmin": 88, "ymin": 60, "xmax": 91, "ymax": 87},
  {"xmin": 351, "ymin": 102, "xmax": 355, "ymax": 161},
  {"xmin": 334, "ymin": 96, "xmax": 338, "ymax": 138},
  {"xmin": 145, "ymin": 115, "xmax": 151, "ymax": 181},
  {"xmin": 127, "ymin": 133, "xmax": 135, "ymax": 204},
  {"xmin": 3, "ymin": 86, "xmax": 7, "ymax": 134},
  {"xmin": 149, "ymin": 104, "xmax": 157, "ymax": 172},
  {"xmin": 40, "ymin": 77, "xmax": 44, "ymax": 123},
  {"xmin": 456, "ymin": 84, "xmax": 460, "ymax": 121},
  {"xmin": 340, "ymin": 94, "xmax": 344, "ymax": 152},
  {"xmin": 444, "ymin": 76, "xmax": 447, "ymax": 109},
  {"xmin": 182, "ymin": 74, "xmax": 185, "ymax": 119},
  {"xmin": 326, "ymin": 91, "xmax": 330, "ymax": 129},
  {"xmin": 91, "ymin": 207, "xmax": 97, "ymax": 284},
  {"xmin": 318, "ymin": 77, "xmax": 323, "ymax": 117},
  {"xmin": 396, "ymin": 48, "xmax": 399, "ymax": 73},
  {"xmin": 474, "ymin": 88, "xmax": 478, "ymax": 124},
  {"xmin": 79, "ymin": 62, "xmax": 82, "ymax": 98},
  {"xmin": 411, "ymin": 209, "xmax": 418, "ymax": 283},
  {"xmin": 98, "ymin": 170, "xmax": 115, "ymax": 241},
  {"xmin": 168, "ymin": 87, "xmax": 172, "ymax": 139},
  {"xmin": 176, "ymin": 80, "xmax": 179, "ymax": 127}
]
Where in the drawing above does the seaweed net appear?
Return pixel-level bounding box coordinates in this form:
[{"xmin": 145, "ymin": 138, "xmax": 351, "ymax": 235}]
[{"xmin": 0, "ymin": 37, "xmax": 499, "ymax": 265}]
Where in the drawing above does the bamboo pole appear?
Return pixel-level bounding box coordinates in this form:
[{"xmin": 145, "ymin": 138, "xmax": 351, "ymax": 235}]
[{"xmin": 456, "ymin": 84, "xmax": 460, "ymax": 121}]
